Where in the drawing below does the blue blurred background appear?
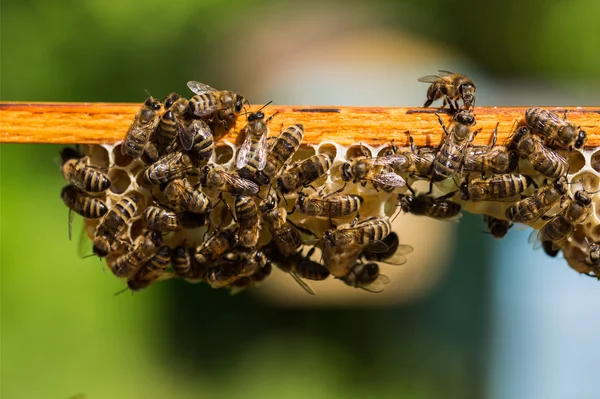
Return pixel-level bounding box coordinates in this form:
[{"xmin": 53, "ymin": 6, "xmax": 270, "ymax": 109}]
[{"xmin": 2, "ymin": 1, "xmax": 600, "ymax": 398}]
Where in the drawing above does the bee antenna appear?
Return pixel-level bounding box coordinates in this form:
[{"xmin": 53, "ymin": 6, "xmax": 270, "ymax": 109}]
[
  {"xmin": 144, "ymin": 89, "xmax": 153, "ymax": 98},
  {"xmin": 82, "ymin": 253, "xmax": 96, "ymax": 259},
  {"xmin": 257, "ymin": 101, "xmax": 273, "ymax": 113},
  {"xmin": 114, "ymin": 287, "xmax": 132, "ymax": 296}
]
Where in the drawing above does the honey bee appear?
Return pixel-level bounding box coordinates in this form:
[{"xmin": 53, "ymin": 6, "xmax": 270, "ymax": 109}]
[
  {"xmin": 505, "ymin": 177, "xmax": 568, "ymax": 225},
  {"xmin": 235, "ymin": 195, "xmax": 260, "ymax": 248},
  {"xmin": 397, "ymin": 188, "xmax": 461, "ymax": 221},
  {"xmin": 163, "ymin": 178, "xmax": 212, "ymax": 214},
  {"xmin": 122, "ymin": 97, "xmax": 162, "ymax": 159},
  {"xmin": 143, "ymin": 152, "xmax": 194, "ymax": 186},
  {"xmin": 340, "ymin": 148, "xmax": 407, "ymax": 192},
  {"xmin": 204, "ymin": 250, "xmax": 262, "ymax": 289},
  {"xmin": 418, "ymin": 70, "xmax": 476, "ymax": 111},
  {"xmin": 194, "ymin": 225, "xmax": 238, "ymax": 265},
  {"xmin": 93, "ymin": 196, "xmax": 138, "ymax": 257},
  {"xmin": 525, "ymin": 107, "xmax": 587, "ymax": 150},
  {"xmin": 536, "ymin": 190, "xmax": 592, "ymax": 249},
  {"xmin": 61, "ymin": 185, "xmax": 108, "ymax": 239},
  {"xmin": 186, "ymin": 81, "xmax": 247, "ymax": 127},
  {"xmin": 295, "ymin": 189, "xmax": 363, "ymax": 219},
  {"xmin": 431, "ymin": 110, "xmax": 478, "ymax": 182},
  {"xmin": 151, "ymin": 111, "xmax": 183, "ymax": 158},
  {"xmin": 163, "ymin": 92, "xmax": 195, "ymax": 151},
  {"xmin": 462, "ymin": 124, "xmax": 519, "ymax": 176},
  {"xmin": 236, "ymin": 107, "xmax": 277, "ymax": 182},
  {"xmin": 110, "ymin": 231, "xmax": 161, "ymax": 278},
  {"xmin": 186, "ymin": 119, "xmax": 214, "ymax": 163},
  {"xmin": 277, "ymin": 154, "xmax": 335, "ymax": 194},
  {"xmin": 127, "ymin": 246, "xmax": 172, "ymax": 292},
  {"xmin": 460, "ymin": 174, "xmax": 534, "ymax": 202},
  {"xmin": 256, "ymin": 123, "xmax": 304, "ymax": 185},
  {"xmin": 60, "ymin": 148, "xmax": 111, "ymax": 193},
  {"xmin": 583, "ymin": 238, "xmax": 600, "ymax": 275},
  {"xmin": 171, "ymin": 246, "xmax": 192, "ymax": 278},
  {"xmin": 199, "ymin": 164, "xmax": 259, "ymax": 196},
  {"xmin": 338, "ymin": 262, "xmax": 391, "ymax": 293},
  {"xmin": 542, "ymin": 240, "xmax": 560, "ymax": 258},
  {"xmin": 143, "ymin": 205, "xmax": 183, "ymax": 232},
  {"xmin": 483, "ymin": 215, "xmax": 512, "ymax": 239},
  {"xmin": 511, "ymin": 125, "xmax": 568, "ymax": 179},
  {"xmin": 227, "ymin": 258, "xmax": 273, "ymax": 295},
  {"xmin": 260, "ymin": 194, "xmax": 303, "ymax": 257},
  {"xmin": 387, "ymin": 135, "xmax": 435, "ymax": 179}
]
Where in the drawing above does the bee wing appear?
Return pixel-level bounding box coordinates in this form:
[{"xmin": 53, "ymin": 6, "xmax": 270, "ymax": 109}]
[
  {"xmin": 437, "ymin": 70, "xmax": 455, "ymax": 76},
  {"xmin": 289, "ymin": 270, "xmax": 317, "ymax": 295},
  {"xmin": 360, "ymin": 274, "xmax": 390, "ymax": 293},
  {"xmin": 257, "ymin": 132, "xmax": 269, "ymax": 171},
  {"xmin": 417, "ymin": 75, "xmax": 443, "ymax": 83},
  {"xmin": 68, "ymin": 208, "xmax": 74, "ymax": 241},
  {"xmin": 380, "ymin": 244, "xmax": 414, "ymax": 266},
  {"xmin": 178, "ymin": 121, "xmax": 195, "ymax": 151},
  {"xmin": 372, "ymin": 155, "xmax": 404, "ymax": 167},
  {"xmin": 187, "ymin": 81, "xmax": 217, "ymax": 95},
  {"xmin": 236, "ymin": 134, "xmax": 253, "ymax": 169},
  {"xmin": 222, "ymin": 171, "xmax": 259, "ymax": 195},
  {"xmin": 363, "ymin": 240, "xmax": 390, "ymax": 253},
  {"xmin": 370, "ymin": 173, "xmax": 406, "ymax": 188}
]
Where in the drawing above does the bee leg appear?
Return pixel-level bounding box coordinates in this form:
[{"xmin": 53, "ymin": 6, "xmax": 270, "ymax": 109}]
[
  {"xmin": 490, "ymin": 123, "xmax": 499, "ymax": 148},
  {"xmin": 407, "ymin": 132, "xmax": 416, "ymax": 153},
  {"xmin": 427, "ymin": 180, "xmax": 434, "ymax": 195},
  {"xmin": 289, "ymin": 220, "xmax": 317, "ymax": 238},
  {"xmin": 435, "ymin": 114, "xmax": 450, "ymax": 136}
]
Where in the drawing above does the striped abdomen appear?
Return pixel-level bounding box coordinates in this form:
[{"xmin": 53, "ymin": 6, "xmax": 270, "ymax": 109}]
[
  {"xmin": 432, "ymin": 141, "xmax": 465, "ymax": 181},
  {"xmin": 61, "ymin": 185, "xmax": 108, "ymax": 219},
  {"xmin": 144, "ymin": 206, "xmax": 182, "ymax": 232},
  {"xmin": 235, "ymin": 196, "xmax": 260, "ymax": 248},
  {"xmin": 67, "ymin": 161, "xmax": 111, "ymax": 192},
  {"xmin": 99, "ymin": 196, "xmax": 138, "ymax": 237},
  {"xmin": 154, "ymin": 110, "xmax": 179, "ymax": 154},
  {"xmin": 188, "ymin": 119, "xmax": 214, "ymax": 161},
  {"xmin": 262, "ymin": 124, "xmax": 304, "ymax": 181}
]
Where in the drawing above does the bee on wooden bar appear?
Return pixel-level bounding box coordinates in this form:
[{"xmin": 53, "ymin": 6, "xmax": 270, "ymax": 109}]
[
  {"xmin": 236, "ymin": 106, "xmax": 278, "ymax": 182},
  {"xmin": 340, "ymin": 147, "xmax": 406, "ymax": 192},
  {"xmin": 483, "ymin": 215, "xmax": 512, "ymax": 239},
  {"xmin": 525, "ymin": 107, "xmax": 587, "ymax": 150},
  {"xmin": 127, "ymin": 246, "xmax": 172, "ymax": 292},
  {"xmin": 110, "ymin": 231, "xmax": 161, "ymax": 278},
  {"xmin": 61, "ymin": 148, "xmax": 111, "ymax": 193},
  {"xmin": 417, "ymin": 70, "xmax": 476, "ymax": 111},
  {"xmin": 387, "ymin": 134, "xmax": 435, "ymax": 180},
  {"xmin": 257, "ymin": 123, "xmax": 304, "ymax": 185},
  {"xmin": 505, "ymin": 177, "xmax": 568, "ymax": 225},
  {"xmin": 122, "ymin": 97, "xmax": 162, "ymax": 159},
  {"xmin": 144, "ymin": 205, "xmax": 183, "ymax": 232},
  {"xmin": 199, "ymin": 164, "xmax": 259, "ymax": 196},
  {"xmin": 187, "ymin": 81, "xmax": 247, "ymax": 127},
  {"xmin": 460, "ymin": 174, "xmax": 534, "ymax": 202},
  {"xmin": 462, "ymin": 124, "xmax": 519, "ymax": 176},
  {"xmin": 431, "ymin": 110, "xmax": 478, "ymax": 183},
  {"xmin": 143, "ymin": 152, "xmax": 194, "ymax": 186},
  {"xmin": 294, "ymin": 189, "xmax": 363, "ymax": 219},
  {"xmin": 511, "ymin": 125, "xmax": 568, "ymax": 179},
  {"xmin": 93, "ymin": 196, "xmax": 138, "ymax": 257},
  {"xmin": 277, "ymin": 153, "xmax": 334, "ymax": 194},
  {"xmin": 163, "ymin": 178, "xmax": 212, "ymax": 214},
  {"xmin": 61, "ymin": 185, "xmax": 108, "ymax": 240},
  {"xmin": 235, "ymin": 195, "xmax": 261, "ymax": 248},
  {"xmin": 397, "ymin": 187, "xmax": 461, "ymax": 221}
]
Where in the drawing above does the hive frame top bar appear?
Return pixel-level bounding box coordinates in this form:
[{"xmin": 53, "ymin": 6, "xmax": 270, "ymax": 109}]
[{"xmin": 1, "ymin": 102, "xmax": 599, "ymax": 147}]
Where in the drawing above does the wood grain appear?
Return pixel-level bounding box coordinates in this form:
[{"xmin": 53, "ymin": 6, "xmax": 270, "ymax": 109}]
[{"xmin": 1, "ymin": 102, "xmax": 599, "ymax": 148}]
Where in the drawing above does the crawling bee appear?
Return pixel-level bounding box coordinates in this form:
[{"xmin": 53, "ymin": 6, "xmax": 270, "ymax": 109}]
[
  {"xmin": 143, "ymin": 152, "xmax": 194, "ymax": 186},
  {"xmin": 387, "ymin": 134, "xmax": 435, "ymax": 179},
  {"xmin": 462, "ymin": 124, "xmax": 519, "ymax": 176},
  {"xmin": 93, "ymin": 196, "xmax": 138, "ymax": 257},
  {"xmin": 61, "ymin": 148, "xmax": 111, "ymax": 193},
  {"xmin": 110, "ymin": 231, "xmax": 161, "ymax": 278},
  {"xmin": 340, "ymin": 147, "xmax": 406, "ymax": 192},
  {"xmin": 277, "ymin": 153, "xmax": 334, "ymax": 194},
  {"xmin": 171, "ymin": 246, "xmax": 192, "ymax": 278},
  {"xmin": 186, "ymin": 81, "xmax": 247, "ymax": 127},
  {"xmin": 460, "ymin": 174, "xmax": 534, "ymax": 202},
  {"xmin": 418, "ymin": 70, "xmax": 476, "ymax": 111},
  {"xmin": 186, "ymin": 119, "xmax": 214, "ymax": 163},
  {"xmin": 432, "ymin": 110, "xmax": 478, "ymax": 182},
  {"xmin": 122, "ymin": 97, "xmax": 162, "ymax": 159},
  {"xmin": 61, "ymin": 185, "xmax": 108, "ymax": 239},
  {"xmin": 194, "ymin": 225, "xmax": 238, "ymax": 265},
  {"xmin": 536, "ymin": 190, "xmax": 592, "ymax": 249},
  {"xmin": 257, "ymin": 123, "xmax": 304, "ymax": 185},
  {"xmin": 235, "ymin": 195, "xmax": 260, "ymax": 248},
  {"xmin": 511, "ymin": 125, "xmax": 568, "ymax": 179},
  {"xmin": 483, "ymin": 215, "xmax": 512, "ymax": 239},
  {"xmin": 583, "ymin": 238, "xmax": 600, "ymax": 277},
  {"xmin": 505, "ymin": 177, "xmax": 568, "ymax": 225},
  {"xmin": 143, "ymin": 205, "xmax": 183, "ymax": 232},
  {"xmin": 199, "ymin": 164, "xmax": 259, "ymax": 196},
  {"xmin": 338, "ymin": 262, "xmax": 391, "ymax": 293},
  {"xmin": 236, "ymin": 107, "xmax": 277, "ymax": 182},
  {"xmin": 227, "ymin": 258, "xmax": 273, "ymax": 295},
  {"xmin": 205, "ymin": 250, "xmax": 263, "ymax": 289},
  {"xmin": 163, "ymin": 178, "xmax": 212, "ymax": 214},
  {"xmin": 260, "ymin": 194, "xmax": 303, "ymax": 257},
  {"xmin": 127, "ymin": 246, "xmax": 172, "ymax": 292},
  {"xmin": 397, "ymin": 188, "xmax": 461, "ymax": 221},
  {"xmin": 294, "ymin": 189, "xmax": 363, "ymax": 219},
  {"xmin": 525, "ymin": 107, "xmax": 587, "ymax": 150}
]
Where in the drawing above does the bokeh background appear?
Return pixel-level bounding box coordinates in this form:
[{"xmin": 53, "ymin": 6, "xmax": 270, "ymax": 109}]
[{"xmin": 2, "ymin": 1, "xmax": 600, "ymax": 398}]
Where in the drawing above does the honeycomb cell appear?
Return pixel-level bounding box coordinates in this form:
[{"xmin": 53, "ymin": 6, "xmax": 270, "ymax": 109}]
[
  {"xmin": 317, "ymin": 143, "xmax": 337, "ymax": 160},
  {"xmin": 571, "ymin": 171, "xmax": 599, "ymax": 192},
  {"xmin": 346, "ymin": 144, "xmax": 370, "ymax": 160},
  {"xmin": 113, "ymin": 144, "xmax": 134, "ymax": 167},
  {"xmin": 214, "ymin": 144, "xmax": 234, "ymax": 165},
  {"xmin": 89, "ymin": 145, "xmax": 110, "ymax": 169},
  {"xmin": 108, "ymin": 169, "xmax": 131, "ymax": 194},
  {"xmin": 566, "ymin": 150, "xmax": 585, "ymax": 174},
  {"xmin": 291, "ymin": 145, "xmax": 316, "ymax": 164},
  {"xmin": 592, "ymin": 150, "xmax": 600, "ymax": 174},
  {"xmin": 129, "ymin": 218, "xmax": 146, "ymax": 240},
  {"xmin": 135, "ymin": 169, "xmax": 153, "ymax": 190}
]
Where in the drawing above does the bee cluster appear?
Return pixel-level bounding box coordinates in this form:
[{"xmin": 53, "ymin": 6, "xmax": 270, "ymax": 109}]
[{"xmin": 60, "ymin": 73, "xmax": 599, "ymax": 295}]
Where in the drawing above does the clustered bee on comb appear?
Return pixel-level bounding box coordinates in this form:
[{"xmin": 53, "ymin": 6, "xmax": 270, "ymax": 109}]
[{"xmin": 60, "ymin": 74, "xmax": 599, "ymax": 296}]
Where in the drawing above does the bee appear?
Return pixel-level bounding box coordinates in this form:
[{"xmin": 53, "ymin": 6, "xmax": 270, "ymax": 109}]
[
  {"xmin": 536, "ymin": 190, "xmax": 592, "ymax": 248},
  {"xmin": 151, "ymin": 110, "xmax": 184, "ymax": 158},
  {"xmin": 144, "ymin": 205, "xmax": 183, "ymax": 232},
  {"xmin": 338, "ymin": 262, "xmax": 391, "ymax": 293},
  {"xmin": 584, "ymin": 238, "xmax": 600, "ymax": 275},
  {"xmin": 397, "ymin": 188, "xmax": 461, "ymax": 221},
  {"xmin": 361, "ymin": 232, "xmax": 414, "ymax": 266},
  {"xmin": 163, "ymin": 179, "xmax": 212, "ymax": 214},
  {"xmin": 525, "ymin": 107, "xmax": 587, "ymax": 150},
  {"xmin": 194, "ymin": 225, "xmax": 238, "ymax": 265},
  {"xmin": 163, "ymin": 92, "xmax": 195, "ymax": 150},
  {"xmin": 171, "ymin": 246, "xmax": 192, "ymax": 278},
  {"xmin": 483, "ymin": 215, "xmax": 512, "ymax": 239},
  {"xmin": 462, "ymin": 124, "xmax": 519, "ymax": 176},
  {"xmin": 460, "ymin": 174, "xmax": 534, "ymax": 202},
  {"xmin": 505, "ymin": 177, "xmax": 568, "ymax": 225},
  {"xmin": 186, "ymin": 81, "xmax": 247, "ymax": 127},
  {"xmin": 277, "ymin": 154, "xmax": 335, "ymax": 194},
  {"xmin": 511, "ymin": 125, "xmax": 568, "ymax": 179},
  {"xmin": 186, "ymin": 119, "xmax": 214, "ymax": 163},
  {"xmin": 110, "ymin": 231, "xmax": 161, "ymax": 278},
  {"xmin": 417, "ymin": 70, "xmax": 476, "ymax": 111},
  {"xmin": 93, "ymin": 196, "xmax": 138, "ymax": 257},
  {"xmin": 205, "ymin": 250, "xmax": 263, "ymax": 289},
  {"xmin": 431, "ymin": 110, "xmax": 478, "ymax": 182},
  {"xmin": 340, "ymin": 145, "xmax": 407, "ymax": 192},
  {"xmin": 61, "ymin": 185, "xmax": 108, "ymax": 239},
  {"xmin": 199, "ymin": 164, "xmax": 259, "ymax": 196},
  {"xmin": 60, "ymin": 148, "xmax": 111, "ymax": 193},
  {"xmin": 260, "ymin": 194, "xmax": 303, "ymax": 257},
  {"xmin": 236, "ymin": 107, "xmax": 278, "ymax": 182},
  {"xmin": 143, "ymin": 152, "xmax": 194, "ymax": 186},
  {"xmin": 235, "ymin": 195, "xmax": 260, "ymax": 248},
  {"xmin": 127, "ymin": 246, "xmax": 172, "ymax": 292},
  {"xmin": 227, "ymin": 258, "xmax": 273, "ymax": 295},
  {"xmin": 387, "ymin": 135, "xmax": 435, "ymax": 179},
  {"xmin": 294, "ymin": 189, "xmax": 363, "ymax": 219},
  {"xmin": 122, "ymin": 97, "xmax": 162, "ymax": 159},
  {"xmin": 256, "ymin": 123, "xmax": 304, "ymax": 185}
]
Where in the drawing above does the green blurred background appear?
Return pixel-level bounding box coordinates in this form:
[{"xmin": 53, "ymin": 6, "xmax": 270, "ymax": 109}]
[{"xmin": 2, "ymin": 1, "xmax": 599, "ymax": 398}]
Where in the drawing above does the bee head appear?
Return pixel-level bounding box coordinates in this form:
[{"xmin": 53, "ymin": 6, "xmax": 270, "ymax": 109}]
[
  {"xmin": 459, "ymin": 83, "xmax": 476, "ymax": 105},
  {"xmin": 234, "ymin": 95, "xmax": 246, "ymax": 113},
  {"xmin": 454, "ymin": 110, "xmax": 475, "ymax": 126},
  {"xmin": 459, "ymin": 181, "xmax": 470, "ymax": 200},
  {"xmin": 541, "ymin": 240, "xmax": 559, "ymax": 257},
  {"xmin": 507, "ymin": 150, "xmax": 520, "ymax": 172},
  {"xmin": 164, "ymin": 93, "xmax": 180, "ymax": 109},
  {"xmin": 247, "ymin": 111, "xmax": 265, "ymax": 123},
  {"xmin": 323, "ymin": 230, "xmax": 335, "ymax": 246},
  {"xmin": 255, "ymin": 171, "xmax": 270, "ymax": 186},
  {"xmin": 574, "ymin": 190, "xmax": 592, "ymax": 206},
  {"xmin": 554, "ymin": 177, "xmax": 568, "ymax": 195},
  {"xmin": 92, "ymin": 238, "xmax": 110, "ymax": 258},
  {"xmin": 260, "ymin": 194, "xmax": 277, "ymax": 212},
  {"xmin": 575, "ymin": 129, "xmax": 587, "ymax": 149},
  {"xmin": 163, "ymin": 110, "xmax": 175, "ymax": 121},
  {"xmin": 355, "ymin": 263, "xmax": 380, "ymax": 286},
  {"xmin": 512, "ymin": 126, "xmax": 529, "ymax": 145},
  {"xmin": 144, "ymin": 97, "xmax": 162, "ymax": 111},
  {"xmin": 397, "ymin": 193, "xmax": 412, "ymax": 212},
  {"xmin": 199, "ymin": 165, "xmax": 212, "ymax": 187},
  {"xmin": 340, "ymin": 163, "xmax": 352, "ymax": 182},
  {"xmin": 173, "ymin": 246, "xmax": 187, "ymax": 260}
]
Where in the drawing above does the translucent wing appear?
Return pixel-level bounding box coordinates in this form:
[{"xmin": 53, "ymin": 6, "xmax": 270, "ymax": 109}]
[
  {"xmin": 362, "ymin": 240, "xmax": 390, "ymax": 253},
  {"xmin": 379, "ymin": 244, "xmax": 413, "ymax": 266},
  {"xmin": 360, "ymin": 274, "xmax": 390, "ymax": 293},
  {"xmin": 257, "ymin": 132, "xmax": 269, "ymax": 170},
  {"xmin": 370, "ymin": 173, "xmax": 406, "ymax": 188},
  {"xmin": 236, "ymin": 134, "xmax": 253, "ymax": 169},
  {"xmin": 187, "ymin": 81, "xmax": 217, "ymax": 96},
  {"xmin": 372, "ymin": 155, "xmax": 406, "ymax": 167},
  {"xmin": 437, "ymin": 70, "xmax": 455, "ymax": 76},
  {"xmin": 68, "ymin": 208, "xmax": 74, "ymax": 241},
  {"xmin": 289, "ymin": 270, "xmax": 317, "ymax": 295},
  {"xmin": 528, "ymin": 228, "xmax": 543, "ymax": 249},
  {"xmin": 221, "ymin": 171, "xmax": 259, "ymax": 195},
  {"xmin": 417, "ymin": 75, "xmax": 443, "ymax": 84},
  {"xmin": 178, "ymin": 120, "xmax": 194, "ymax": 151}
]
